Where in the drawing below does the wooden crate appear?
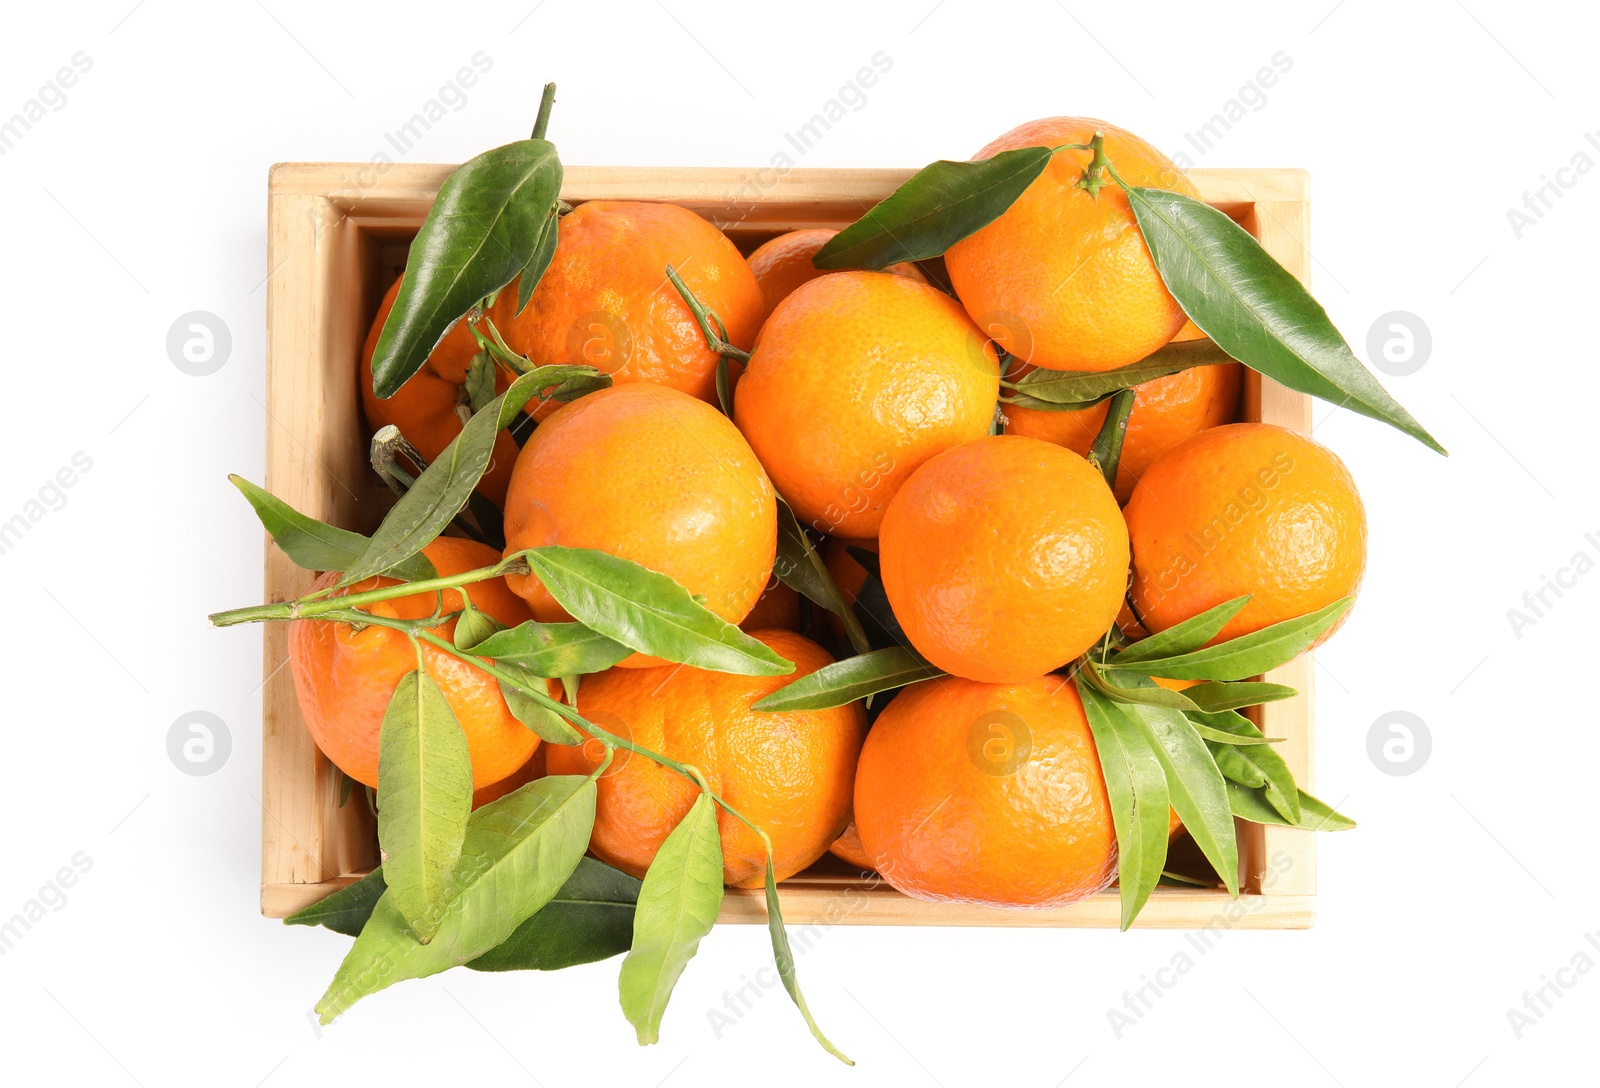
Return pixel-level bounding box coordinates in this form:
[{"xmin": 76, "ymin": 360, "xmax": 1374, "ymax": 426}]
[{"xmin": 260, "ymin": 163, "xmax": 1318, "ymax": 928}]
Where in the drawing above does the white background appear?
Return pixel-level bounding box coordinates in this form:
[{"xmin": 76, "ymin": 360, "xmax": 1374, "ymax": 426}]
[{"xmin": 1, "ymin": 0, "xmax": 1593, "ymax": 1084}]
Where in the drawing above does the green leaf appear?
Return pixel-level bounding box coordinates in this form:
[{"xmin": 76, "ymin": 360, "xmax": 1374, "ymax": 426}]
[
  {"xmin": 1195, "ymin": 709, "xmax": 1300, "ymax": 823},
  {"xmin": 285, "ymin": 869, "xmax": 388, "ymax": 937},
  {"xmin": 516, "ymin": 202, "xmax": 562, "ymax": 314},
  {"xmin": 1182, "ymin": 716, "xmax": 1277, "ymax": 747},
  {"xmin": 497, "ymin": 665, "xmax": 584, "ymax": 745},
  {"xmin": 715, "ymin": 355, "xmax": 733, "ymax": 417},
  {"xmin": 1228, "ymin": 783, "xmax": 1354, "ymax": 831},
  {"xmin": 1077, "ymin": 679, "xmax": 1170, "ymax": 930},
  {"xmin": 1107, "ymin": 597, "xmax": 1353, "ymax": 682},
  {"xmin": 1124, "ymin": 186, "xmax": 1445, "ymax": 455},
  {"xmin": 1122, "ymin": 693, "xmax": 1238, "ymax": 896},
  {"xmin": 1007, "ymin": 338, "xmax": 1236, "ymax": 410},
  {"xmin": 285, "ymin": 858, "xmax": 642, "ymax": 972},
  {"xmin": 618, "ymin": 792, "xmax": 725, "ymax": 1045},
  {"xmin": 464, "ymin": 351, "xmax": 498, "ymax": 414},
  {"xmin": 229, "ymin": 475, "xmax": 435, "ymax": 582},
  {"xmin": 1111, "ymin": 596, "xmax": 1251, "ymax": 664},
  {"xmin": 1079, "ymin": 663, "xmax": 1201, "ymax": 714},
  {"xmin": 812, "ymin": 147, "xmax": 1053, "ymax": 269},
  {"xmin": 521, "ymin": 546, "xmax": 793, "ymax": 677},
  {"xmin": 376, "ymin": 670, "xmax": 474, "ymax": 942},
  {"xmin": 468, "ymin": 857, "xmax": 641, "ymax": 972},
  {"xmin": 370, "ymin": 139, "xmax": 564, "ymax": 398},
  {"xmin": 339, "ymin": 365, "xmax": 604, "ymax": 586},
  {"xmin": 763, "ymin": 857, "xmax": 851, "ymax": 1064},
  {"xmin": 452, "ymin": 605, "xmax": 502, "ymax": 652},
  {"xmin": 753, "ymin": 646, "xmax": 944, "ymax": 711},
  {"xmin": 774, "ymin": 500, "xmax": 870, "ymax": 655},
  {"xmin": 315, "ymin": 775, "xmax": 596, "ymax": 1023},
  {"xmin": 1182, "ymin": 680, "xmax": 1297, "ymax": 713},
  {"xmin": 459, "ymin": 619, "xmax": 631, "ymax": 678},
  {"xmin": 1085, "ymin": 388, "xmax": 1136, "ymax": 491}
]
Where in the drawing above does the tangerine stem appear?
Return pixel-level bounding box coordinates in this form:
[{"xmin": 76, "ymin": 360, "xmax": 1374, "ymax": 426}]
[
  {"xmin": 665, "ymin": 264, "xmax": 750, "ymax": 364},
  {"xmin": 207, "ymin": 556, "xmax": 528, "ymax": 627},
  {"xmin": 531, "ymin": 82, "xmax": 556, "ymax": 141}
]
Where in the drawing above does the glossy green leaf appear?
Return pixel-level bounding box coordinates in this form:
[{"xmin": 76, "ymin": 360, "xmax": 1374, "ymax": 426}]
[
  {"xmin": 1111, "ymin": 596, "xmax": 1251, "ymax": 664},
  {"xmin": 376, "ymin": 670, "xmax": 473, "ymax": 942},
  {"xmin": 753, "ymin": 646, "xmax": 944, "ymax": 711},
  {"xmin": 315, "ymin": 775, "xmax": 596, "ymax": 1023},
  {"xmin": 1228, "ymin": 783, "xmax": 1354, "ymax": 831},
  {"xmin": 1183, "ymin": 680, "xmax": 1297, "ymax": 713},
  {"xmin": 286, "ymin": 858, "xmax": 642, "ymax": 972},
  {"xmin": 1125, "ymin": 186, "xmax": 1445, "ymax": 455},
  {"xmin": 1085, "ymin": 388, "xmax": 1136, "ymax": 491},
  {"xmin": 522, "ymin": 546, "xmax": 793, "ymax": 677},
  {"xmin": 1007, "ymin": 338, "xmax": 1236, "ymax": 410},
  {"xmin": 618, "ymin": 792, "xmax": 724, "ymax": 1045},
  {"xmin": 468, "ymin": 858, "xmax": 641, "ymax": 972},
  {"xmin": 339, "ymin": 366, "xmax": 604, "ymax": 586},
  {"xmin": 1107, "ymin": 597, "xmax": 1353, "ymax": 682},
  {"xmin": 1077, "ymin": 679, "xmax": 1170, "ymax": 930},
  {"xmin": 763, "ymin": 857, "xmax": 851, "ymax": 1064},
  {"xmin": 1123, "ymin": 695, "xmax": 1238, "ymax": 896},
  {"xmin": 458, "ymin": 619, "xmax": 631, "ymax": 678},
  {"xmin": 229, "ymin": 475, "xmax": 435, "ymax": 582},
  {"xmin": 1194, "ymin": 709, "xmax": 1299, "ymax": 823},
  {"xmin": 774, "ymin": 500, "xmax": 870, "ymax": 655},
  {"xmin": 813, "ymin": 147, "xmax": 1053, "ymax": 269},
  {"xmin": 370, "ymin": 140, "xmax": 564, "ymax": 398},
  {"xmin": 285, "ymin": 869, "xmax": 387, "ymax": 937}
]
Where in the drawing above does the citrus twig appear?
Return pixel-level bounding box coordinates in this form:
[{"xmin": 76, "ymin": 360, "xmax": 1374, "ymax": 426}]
[
  {"xmin": 531, "ymin": 82, "xmax": 557, "ymax": 141},
  {"xmin": 665, "ymin": 264, "xmax": 750, "ymax": 364},
  {"xmin": 208, "ymin": 555, "xmax": 528, "ymax": 627}
]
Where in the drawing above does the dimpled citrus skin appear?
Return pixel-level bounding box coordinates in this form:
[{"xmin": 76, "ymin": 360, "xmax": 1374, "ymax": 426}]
[
  {"xmin": 545, "ymin": 630, "xmax": 866, "ymax": 888},
  {"xmin": 734, "ymin": 271, "xmax": 1000, "ymax": 539},
  {"xmin": 1003, "ymin": 322, "xmax": 1242, "ymax": 503},
  {"xmin": 500, "ymin": 384, "xmax": 777, "ymax": 665},
  {"xmin": 1126, "ymin": 422, "xmax": 1367, "ymax": 646},
  {"xmin": 495, "ymin": 201, "xmax": 763, "ymax": 420},
  {"xmin": 853, "ymin": 676, "xmax": 1117, "ymax": 908},
  {"xmin": 746, "ymin": 228, "xmax": 926, "ymax": 324},
  {"xmin": 880, "ymin": 435, "xmax": 1130, "ymax": 683},
  {"xmin": 361, "ymin": 277, "xmax": 523, "ymax": 506},
  {"xmin": 289, "ymin": 537, "xmax": 541, "ymax": 791},
  {"xmin": 945, "ymin": 117, "xmax": 1197, "ymax": 372}
]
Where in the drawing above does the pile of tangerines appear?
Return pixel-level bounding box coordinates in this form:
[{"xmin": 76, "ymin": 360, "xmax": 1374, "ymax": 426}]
[{"xmin": 218, "ymin": 105, "xmax": 1436, "ymax": 1054}]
